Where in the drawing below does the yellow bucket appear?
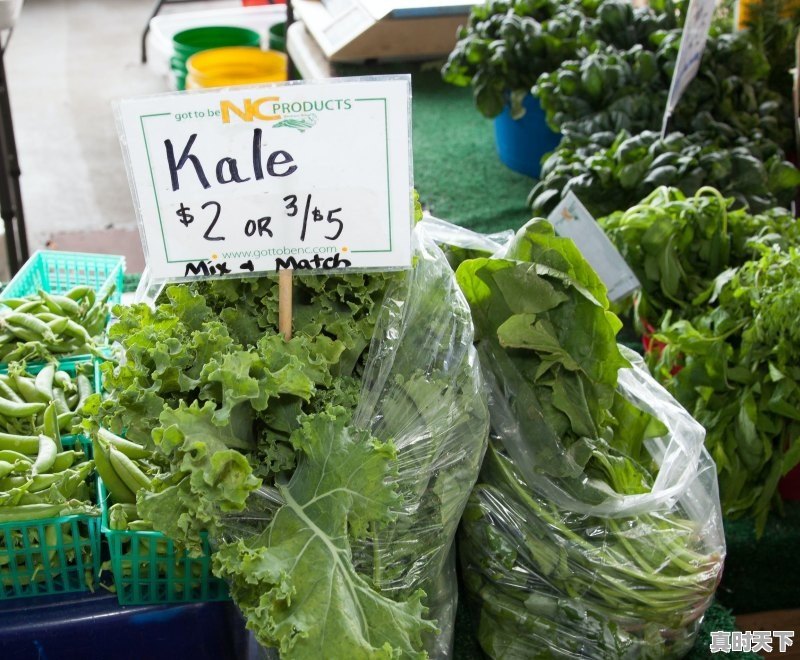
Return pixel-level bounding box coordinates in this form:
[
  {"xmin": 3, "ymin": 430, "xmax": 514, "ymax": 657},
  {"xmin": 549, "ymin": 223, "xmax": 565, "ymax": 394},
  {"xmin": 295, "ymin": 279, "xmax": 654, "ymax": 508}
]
[{"xmin": 185, "ymin": 47, "xmax": 288, "ymax": 89}]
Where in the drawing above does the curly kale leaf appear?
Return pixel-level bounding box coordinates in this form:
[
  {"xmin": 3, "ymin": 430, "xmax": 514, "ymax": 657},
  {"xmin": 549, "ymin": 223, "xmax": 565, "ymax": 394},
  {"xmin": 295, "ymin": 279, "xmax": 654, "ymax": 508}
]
[{"xmin": 213, "ymin": 408, "xmax": 436, "ymax": 658}]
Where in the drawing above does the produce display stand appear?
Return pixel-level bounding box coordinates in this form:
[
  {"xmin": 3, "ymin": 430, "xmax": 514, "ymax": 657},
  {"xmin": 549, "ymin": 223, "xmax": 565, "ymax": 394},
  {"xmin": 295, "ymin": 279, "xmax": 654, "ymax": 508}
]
[
  {"xmin": 0, "ymin": 0, "xmax": 800, "ymax": 660},
  {"xmin": 0, "ymin": 588, "xmax": 257, "ymax": 660}
]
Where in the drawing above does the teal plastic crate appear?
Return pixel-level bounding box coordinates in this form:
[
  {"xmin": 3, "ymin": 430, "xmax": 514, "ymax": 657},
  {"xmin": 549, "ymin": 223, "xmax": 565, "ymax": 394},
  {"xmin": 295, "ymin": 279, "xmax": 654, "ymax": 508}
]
[
  {"xmin": 97, "ymin": 479, "xmax": 229, "ymax": 605},
  {"xmin": 0, "ymin": 440, "xmax": 100, "ymax": 601},
  {"xmin": 0, "ymin": 250, "xmax": 125, "ymax": 304}
]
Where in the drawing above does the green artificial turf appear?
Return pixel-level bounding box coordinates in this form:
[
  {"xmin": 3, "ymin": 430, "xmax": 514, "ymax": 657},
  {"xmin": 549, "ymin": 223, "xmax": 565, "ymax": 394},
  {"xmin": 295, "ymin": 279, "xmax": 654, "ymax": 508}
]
[
  {"xmin": 718, "ymin": 501, "xmax": 800, "ymax": 614},
  {"xmin": 409, "ymin": 69, "xmax": 535, "ymax": 234},
  {"xmin": 335, "ymin": 62, "xmax": 536, "ymax": 234}
]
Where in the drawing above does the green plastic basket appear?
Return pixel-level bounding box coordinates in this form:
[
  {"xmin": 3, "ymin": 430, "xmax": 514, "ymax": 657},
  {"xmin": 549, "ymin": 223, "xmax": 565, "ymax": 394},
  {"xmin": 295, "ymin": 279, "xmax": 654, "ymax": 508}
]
[
  {"xmin": 97, "ymin": 479, "xmax": 228, "ymax": 605},
  {"xmin": 0, "ymin": 250, "xmax": 125, "ymax": 304},
  {"xmin": 1, "ymin": 441, "xmax": 100, "ymax": 601}
]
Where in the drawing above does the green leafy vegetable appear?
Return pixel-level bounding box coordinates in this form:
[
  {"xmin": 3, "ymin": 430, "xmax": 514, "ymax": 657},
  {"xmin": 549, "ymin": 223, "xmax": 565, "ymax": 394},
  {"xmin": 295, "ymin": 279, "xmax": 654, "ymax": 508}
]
[
  {"xmin": 213, "ymin": 408, "xmax": 436, "ymax": 658},
  {"xmin": 452, "ymin": 219, "xmax": 723, "ymax": 658},
  {"xmin": 651, "ymin": 245, "xmax": 800, "ymax": 533},
  {"xmin": 597, "ymin": 186, "xmax": 800, "ymax": 330}
]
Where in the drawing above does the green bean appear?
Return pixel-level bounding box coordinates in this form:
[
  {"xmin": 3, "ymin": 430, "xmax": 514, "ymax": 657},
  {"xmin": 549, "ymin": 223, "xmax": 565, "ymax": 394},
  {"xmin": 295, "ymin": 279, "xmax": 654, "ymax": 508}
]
[
  {"xmin": 0, "ymin": 396, "xmax": 46, "ymax": 418},
  {"xmin": 31, "ymin": 434, "xmax": 58, "ymax": 475},
  {"xmin": 0, "ymin": 460, "xmax": 16, "ymax": 478}
]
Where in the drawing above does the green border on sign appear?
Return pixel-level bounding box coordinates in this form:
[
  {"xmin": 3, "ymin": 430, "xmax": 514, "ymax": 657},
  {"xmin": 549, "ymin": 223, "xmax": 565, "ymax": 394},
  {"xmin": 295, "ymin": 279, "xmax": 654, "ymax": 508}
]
[{"xmin": 139, "ymin": 95, "xmax": 395, "ymax": 264}]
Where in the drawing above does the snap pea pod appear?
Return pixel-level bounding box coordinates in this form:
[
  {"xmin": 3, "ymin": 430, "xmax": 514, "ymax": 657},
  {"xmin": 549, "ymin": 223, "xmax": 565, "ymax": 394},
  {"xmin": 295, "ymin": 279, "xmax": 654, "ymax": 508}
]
[
  {"xmin": 1, "ymin": 285, "xmax": 109, "ymax": 363},
  {"xmin": 39, "ymin": 290, "xmax": 82, "ymax": 318},
  {"xmin": 108, "ymin": 446, "xmax": 152, "ymax": 494},
  {"xmin": 0, "ymin": 378, "xmax": 23, "ymax": 403},
  {"xmin": 0, "ymin": 501, "xmax": 91, "ymax": 522},
  {"xmin": 52, "ymin": 450, "xmax": 82, "ymax": 473},
  {"xmin": 56, "ymin": 411, "xmax": 76, "ymax": 433},
  {"xmin": 42, "ymin": 402, "xmax": 62, "ymax": 453},
  {"xmin": 0, "ymin": 397, "xmax": 46, "ymax": 418},
  {"xmin": 0, "ymin": 449, "xmax": 32, "ymax": 463},
  {"xmin": 93, "ymin": 437, "xmax": 135, "ymax": 504},
  {"xmin": 97, "ymin": 428, "xmax": 151, "ymax": 460},
  {"xmin": 46, "ymin": 317, "xmax": 69, "ymax": 336},
  {"xmin": 34, "ymin": 364, "xmax": 56, "ymax": 402},
  {"xmin": 54, "ymin": 370, "xmax": 75, "ymax": 393},
  {"xmin": 64, "ymin": 285, "xmax": 94, "ymax": 302},
  {"xmin": 0, "ymin": 432, "xmax": 39, "ymax": 453},
  {"xmin": 76, "ymin": 375, "xmax": 93, "ymax": 411},
  {"xmin": 52, "ymin": 388, "xmax": 71, "ymax": 417},
  {"xmin": 31, "ymin": 434, "xmax": 58, "ymax": 476},
  {"xmin": 12, "ymin": 375, "xmax": 47, "ymax": 403}
]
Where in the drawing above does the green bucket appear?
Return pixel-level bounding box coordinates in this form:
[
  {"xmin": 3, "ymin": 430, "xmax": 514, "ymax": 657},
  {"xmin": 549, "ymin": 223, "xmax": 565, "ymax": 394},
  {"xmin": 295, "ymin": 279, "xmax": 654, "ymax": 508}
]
[
  {"xmin": 171, "ymin": 26, "xmax": 261, "ymax": 90},
  {"xmin": 268, "ymin": 23, "xmax": 286, "ymax": 53}
]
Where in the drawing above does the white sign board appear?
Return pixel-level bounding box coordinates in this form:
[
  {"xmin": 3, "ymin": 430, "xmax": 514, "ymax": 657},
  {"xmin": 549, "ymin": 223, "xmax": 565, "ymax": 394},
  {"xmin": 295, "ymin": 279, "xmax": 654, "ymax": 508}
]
[
  {"xmin": 548, "ymin": 192, "xmax": 640, "ymax": 302},
  {"xmin": 116, "ymin": 76, "xmax": 413, "ymax": 281},
  {"xmin": 661, "ymin": 0, "xmax": 715, "ymax": 136}
]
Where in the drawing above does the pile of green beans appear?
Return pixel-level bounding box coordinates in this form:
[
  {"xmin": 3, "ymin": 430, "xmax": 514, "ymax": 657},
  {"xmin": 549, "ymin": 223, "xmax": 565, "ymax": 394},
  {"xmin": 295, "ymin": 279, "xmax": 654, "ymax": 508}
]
[
  {"xmin": 0, "ymin": 285, "xmax": 111, "ymax": 364},
  {"xmin": 1, "ymin": 398, "xmax": 98, "ymax": 591},
  {"xmin": 0, "ymin": 363, "xmax": 94, "ymax": 436}
]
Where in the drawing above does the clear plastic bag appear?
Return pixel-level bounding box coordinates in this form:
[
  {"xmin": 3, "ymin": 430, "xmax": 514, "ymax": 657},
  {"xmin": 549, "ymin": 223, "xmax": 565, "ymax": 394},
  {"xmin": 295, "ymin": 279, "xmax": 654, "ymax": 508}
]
[
  {"xmin": 461, "ymin": 345, "xmax": 725, "ymax": 659},
  {"xmin": 350, "ymin": 221, "xmax": 490, "ymax": 656},
  {"xmin": 421, "ymin": 215, "xmax": 726, "ymax": 659},
  {"xmin": 218, "ymin": 221, "xmax": 490, "ymax": 658}
]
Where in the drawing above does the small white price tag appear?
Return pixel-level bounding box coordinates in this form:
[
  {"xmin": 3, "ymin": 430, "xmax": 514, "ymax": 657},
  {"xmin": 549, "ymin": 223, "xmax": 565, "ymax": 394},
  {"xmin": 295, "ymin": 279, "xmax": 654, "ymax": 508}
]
[
  {"xmin": 116, "ymin": 76, "xmax": 413, "ymax": 281},
  {"xmin": 547, "ymin": 192, "xmax": 640, "ymax": 302},
  {"xmin": 661, "ymin": 0, "xmax": 715, "ymax": 135}
]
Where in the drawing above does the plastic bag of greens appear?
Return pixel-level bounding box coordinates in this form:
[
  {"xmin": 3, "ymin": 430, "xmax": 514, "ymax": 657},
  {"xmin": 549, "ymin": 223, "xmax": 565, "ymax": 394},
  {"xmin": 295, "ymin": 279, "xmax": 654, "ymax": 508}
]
[
  {"xmin": 127, "ymin": 220, "xmax": 492, "ymax": 659},
  {"xmin": 450, "ymin": 218, "xmax": 725, "ymax": 659}
]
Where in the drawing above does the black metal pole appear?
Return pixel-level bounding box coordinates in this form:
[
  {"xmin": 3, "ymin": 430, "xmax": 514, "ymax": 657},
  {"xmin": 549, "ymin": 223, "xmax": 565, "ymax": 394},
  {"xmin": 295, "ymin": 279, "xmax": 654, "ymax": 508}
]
[{"xmin": 0, "ymin": 31, "xmax": 27, "ymax": 274}]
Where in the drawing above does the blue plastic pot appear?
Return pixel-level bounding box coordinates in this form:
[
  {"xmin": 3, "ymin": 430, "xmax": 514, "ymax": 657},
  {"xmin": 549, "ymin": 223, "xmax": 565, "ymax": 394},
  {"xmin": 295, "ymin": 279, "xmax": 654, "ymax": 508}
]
[{"xmin": 493, "ymin": 93, "xmax": 560, "ymax": 179}]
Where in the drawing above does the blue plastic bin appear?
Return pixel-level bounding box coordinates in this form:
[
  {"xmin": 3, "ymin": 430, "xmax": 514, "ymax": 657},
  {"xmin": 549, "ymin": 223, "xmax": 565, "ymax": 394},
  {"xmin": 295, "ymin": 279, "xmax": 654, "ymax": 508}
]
[
  {"xmin": 493, "ymin": 93, "xmax": 561, "ymax": 179},
  {"xmin": 0, "ymin": 590, "xmax": 257, "ymax": 660}
]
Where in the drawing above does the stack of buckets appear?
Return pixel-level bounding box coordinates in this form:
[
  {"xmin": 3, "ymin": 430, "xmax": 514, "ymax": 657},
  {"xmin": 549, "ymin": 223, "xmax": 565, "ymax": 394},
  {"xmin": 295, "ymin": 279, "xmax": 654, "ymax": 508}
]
[{"xmin": 171, "ymin": 24, "xmax": 288, "ymax": 91}]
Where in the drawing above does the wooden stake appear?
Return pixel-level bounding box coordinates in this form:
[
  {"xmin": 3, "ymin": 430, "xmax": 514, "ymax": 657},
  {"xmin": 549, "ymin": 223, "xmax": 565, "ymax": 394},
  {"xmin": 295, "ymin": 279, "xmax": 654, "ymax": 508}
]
[{"xmin": 278, "ymin": 269, "xmax": 293, "ymax": 340}]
